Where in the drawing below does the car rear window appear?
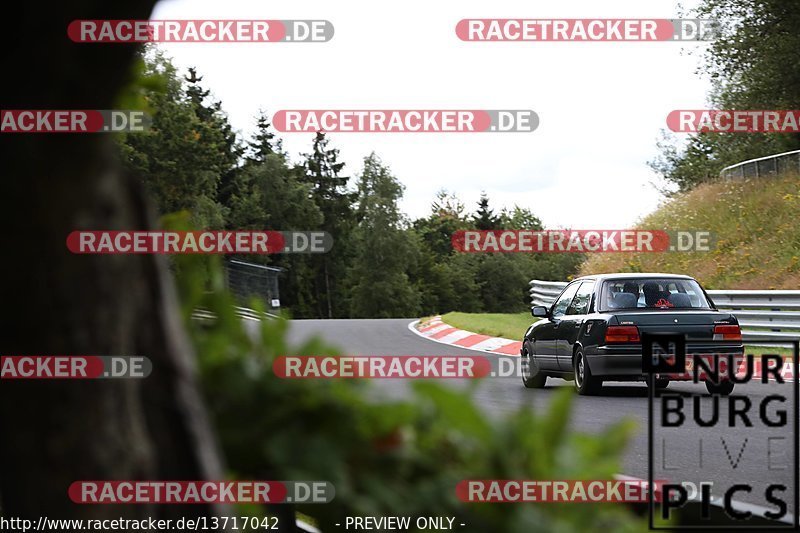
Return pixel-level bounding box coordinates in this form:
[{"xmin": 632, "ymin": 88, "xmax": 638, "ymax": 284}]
[{"xmin": 600, "ymin": 278, "xmax": 711, "ymax": 311}]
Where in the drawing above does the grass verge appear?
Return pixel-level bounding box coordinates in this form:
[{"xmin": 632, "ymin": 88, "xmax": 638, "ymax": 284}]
[
  {"xmin": 440, "ymin": 312, "xmax": 538, "ymax": 340},
  {"xmin": 579, "ymin": 173, "xmax": 800, "ymax": 289},
  {"xmin": 744, "ymin": 345, "xmax": 795, "ymax": 358}
]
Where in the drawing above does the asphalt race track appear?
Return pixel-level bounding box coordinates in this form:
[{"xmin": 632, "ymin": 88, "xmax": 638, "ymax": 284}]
[{"xmin": 282, "ymin": 318, "xmax": 797, "ymax": 519}]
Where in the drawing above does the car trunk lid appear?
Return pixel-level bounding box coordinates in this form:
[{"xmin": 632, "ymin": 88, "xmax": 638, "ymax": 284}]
[{"xmin": 611, "ymin": 310, "xmax": 732, "ymax": 340}]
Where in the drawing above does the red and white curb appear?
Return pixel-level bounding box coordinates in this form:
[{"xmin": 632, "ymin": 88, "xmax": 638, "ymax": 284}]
[{"xmin": 408, "ymin": 316, "xmax": 522, "ymax": 356}]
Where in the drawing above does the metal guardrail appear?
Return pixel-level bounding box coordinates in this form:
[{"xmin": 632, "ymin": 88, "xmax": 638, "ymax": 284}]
[
  {"xmin": 529, "ymin": 279, "xmax": 800, "ymax": 341},
  {"xmin": 192, "ymin": 306, "xmax": 278, "ymax": 322},
  {"xmin": 719, "ymin": 149, "xmax": 800, "ymax": 180}
]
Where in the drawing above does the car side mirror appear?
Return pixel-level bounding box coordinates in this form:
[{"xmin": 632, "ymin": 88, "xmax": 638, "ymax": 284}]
[{"xmin": 531, "ymin": 306, "xmax": 549, "ymax": 318}]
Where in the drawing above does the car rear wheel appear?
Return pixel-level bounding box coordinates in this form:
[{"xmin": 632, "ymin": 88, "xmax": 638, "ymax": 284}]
[
  {"xmin": 706, "ymin": 380, "xmax": 734, "ymax": 396},
  {"xmin": 573, "ymin": 349, "xmax": 602, "ymax": 395},
  {"xmin": 522, "ymin": 342, "xmax": 547, "ymax": 389}
]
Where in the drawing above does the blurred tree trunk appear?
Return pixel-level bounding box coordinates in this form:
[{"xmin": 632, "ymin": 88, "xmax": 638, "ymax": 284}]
[{"xmin": 0, "ymin": 1, "xmax": 229, "ymax": 522}]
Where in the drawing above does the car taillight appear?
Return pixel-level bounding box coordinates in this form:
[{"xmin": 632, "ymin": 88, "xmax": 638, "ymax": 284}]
[
  {"xmin": 605, "ymin": 325, "xmax": 640, "ymax": 343},
  {"xmin": 714, "ymin": 324, "xmax": 742, "ymax": 341}
]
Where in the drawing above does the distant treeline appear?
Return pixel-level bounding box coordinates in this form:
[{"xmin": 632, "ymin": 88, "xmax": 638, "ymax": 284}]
[{"xmin": 117, "ymin": 50, "xmax": 582, "ymax": 318}]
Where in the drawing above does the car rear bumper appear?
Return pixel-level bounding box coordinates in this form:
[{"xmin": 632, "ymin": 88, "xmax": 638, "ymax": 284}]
[{"xmin": 586, "ymin": 343, "xmax": 744, "ymax": 381}]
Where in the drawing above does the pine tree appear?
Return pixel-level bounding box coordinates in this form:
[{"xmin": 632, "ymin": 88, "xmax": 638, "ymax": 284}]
[
  {"xmin": 121, "ymin": 60, "xmax": 235, "ymax": 228},
  {"xmin": 185, "ymin": 66, "xmax": 242, "ymax": 205},
  {"xmin": 472, "ymin": 191, "xmax": 501, "ymax": 230},
  {"xmin": 300, "ymin": 132, "xmax": 356, "ymax": 318},
  {"xmin": 184, "ymin": 67, "xmax": 211, "ymax": 120},
  {"xmin": 246, "ymin": 111, "xmax": 282, "ymax": 164}
]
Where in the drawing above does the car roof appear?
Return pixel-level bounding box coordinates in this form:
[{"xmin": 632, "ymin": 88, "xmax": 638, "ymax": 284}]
[{"xmin": 570, "ymin": 273, "xmax": 696, "ymax": 283}]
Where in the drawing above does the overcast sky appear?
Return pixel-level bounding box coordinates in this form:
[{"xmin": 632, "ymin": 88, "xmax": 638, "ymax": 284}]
[{"xmin": 151, "ymin": 0, "xmax": 709, "ymax": 228}]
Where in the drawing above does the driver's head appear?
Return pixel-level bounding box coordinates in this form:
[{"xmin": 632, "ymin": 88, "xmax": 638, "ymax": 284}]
[
  {"xmin": 642, "ymin": 281, "xmax": 661, "ymax": 306},
  {"xmin": 622, "ymin": 282, "xmax": 639, "ymax": 298}
]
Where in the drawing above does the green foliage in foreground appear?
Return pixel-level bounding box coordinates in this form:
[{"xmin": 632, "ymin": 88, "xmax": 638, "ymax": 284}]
[
  {"xmin": 440, "ymin": 312, "xmax": 539, "ymax": 341},
  {"xmin": 169, "ymin": 240, "xmax": 645, "ymax": 532}
]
